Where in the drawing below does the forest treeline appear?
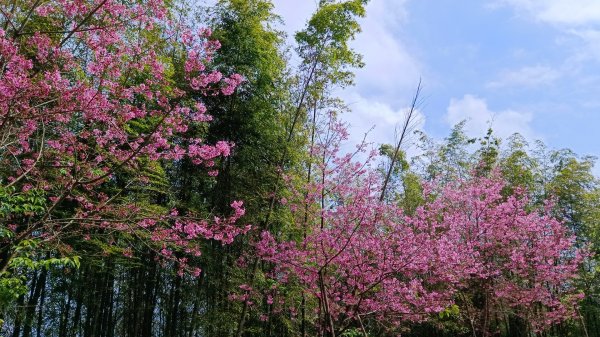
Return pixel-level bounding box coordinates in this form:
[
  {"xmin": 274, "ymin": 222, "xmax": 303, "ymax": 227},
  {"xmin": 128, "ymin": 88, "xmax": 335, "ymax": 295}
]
[{"xmin": 1, "ymin": 1, "xmax": 599, "ymax": 336}]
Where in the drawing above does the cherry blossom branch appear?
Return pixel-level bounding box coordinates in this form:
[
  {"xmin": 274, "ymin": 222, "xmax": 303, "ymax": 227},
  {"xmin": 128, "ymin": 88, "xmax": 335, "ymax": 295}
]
[
  {"xmin": 7, "ymin": 122, "xmax": 45, "ymax": 188},
  {"xmin": 59, "ymin": 0, "xmax": 109, "ymax": 48}
]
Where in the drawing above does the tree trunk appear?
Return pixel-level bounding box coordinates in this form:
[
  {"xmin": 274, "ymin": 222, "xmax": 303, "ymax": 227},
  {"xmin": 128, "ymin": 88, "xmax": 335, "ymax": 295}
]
[{"xmin": 23, "ymin": 269, "xmax": 47, "ymax": 337}]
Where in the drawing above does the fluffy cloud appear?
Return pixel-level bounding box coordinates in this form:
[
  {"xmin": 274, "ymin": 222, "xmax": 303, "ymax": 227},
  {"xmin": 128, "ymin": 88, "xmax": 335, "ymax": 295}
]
[
  {"xmin": 352, "ymin": 0, "xmax": 421, "ymax": 99},
  {"xmin": 446, "ymin": 95, "xmax": 537, "ymax": 140},
  {"xmin": 345, "ymin": 0, "xmax": 425, "ymax": 154},
  {"xmin": 567, "ymin": 28, "xmax": 600, "ymax": 62},
  {"xmin": 343, "ymin": 92, "xmax": 426, "ymax": 157},
  {"xmin": 488, "ymin": 1, "xmax": 600, "ymax": 85},
  {"xmin": 486, "ymin": 65, "xmax": 561, "ymax": 88},
  {"xmin": 492, "ymin": 0, "xmax": 600, "ymax": 26}
]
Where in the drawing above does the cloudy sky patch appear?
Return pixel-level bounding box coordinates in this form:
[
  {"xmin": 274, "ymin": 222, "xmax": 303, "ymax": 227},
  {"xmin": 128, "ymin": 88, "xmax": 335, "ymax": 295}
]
[{"xmin": 271, "ymin": 0, "xmax": 599, "ymax": 174}]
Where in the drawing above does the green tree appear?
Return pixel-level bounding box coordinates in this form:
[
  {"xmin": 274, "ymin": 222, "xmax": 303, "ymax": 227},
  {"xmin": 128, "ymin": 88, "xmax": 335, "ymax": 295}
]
[{"xmin": 170, "ymin": 1, "xmax": 300, "ymax": 336}]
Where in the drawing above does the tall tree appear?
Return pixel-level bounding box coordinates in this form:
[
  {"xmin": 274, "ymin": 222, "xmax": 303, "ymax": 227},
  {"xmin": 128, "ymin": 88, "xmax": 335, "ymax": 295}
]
[{"xmin": 0, "ymin": 0, "xmax": 245, "ymax": 333}]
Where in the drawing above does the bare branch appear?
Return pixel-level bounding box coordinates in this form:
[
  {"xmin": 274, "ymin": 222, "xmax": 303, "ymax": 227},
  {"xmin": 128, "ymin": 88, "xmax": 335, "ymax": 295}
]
[{"xmin": 379, "ymin": 78, "xmax": 422, "ymax": 202}]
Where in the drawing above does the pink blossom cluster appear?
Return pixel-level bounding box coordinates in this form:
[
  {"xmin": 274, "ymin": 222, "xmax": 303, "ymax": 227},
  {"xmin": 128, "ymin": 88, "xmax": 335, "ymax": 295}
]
[
  {"xmin": 0, "ymin": 0, "xmax": 245, "ymax": 272},
  {"xmin": 252, "ymin": 114, "xmax": 583, "ymax": 333}
]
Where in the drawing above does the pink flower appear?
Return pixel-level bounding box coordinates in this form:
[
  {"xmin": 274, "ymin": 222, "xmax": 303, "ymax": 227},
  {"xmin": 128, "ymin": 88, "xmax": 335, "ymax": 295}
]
[{"xmin": 123, "ymin": 248, "xmax": 133, "ymax": 258}]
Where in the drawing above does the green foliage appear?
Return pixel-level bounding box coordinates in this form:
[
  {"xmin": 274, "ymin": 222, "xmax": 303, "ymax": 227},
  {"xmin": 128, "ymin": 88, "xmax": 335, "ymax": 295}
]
[
  {"xmin": 474, "ymin": 128, "xmax": 500, "ymax": 175},
  {"xmin": 296, "ymin": 0, "xmax": 367, "ymax": 89},
  {"xmin": 378, "ymin": 145, "xmax": 424, "ymax": 213},
  {"xmin": 0, "ymin": 274, "xmax": 26, "ymax": 309},
  {"xmin": 340, "ymin": 328, "xmax": 366, "ymax": 337},
  {"xmin": 438, "ymin": 304, "xmax": 460, "ymax": 319},
  {"xmin": 547, "ymin": 152, "xmax": 598, "ymax": 235},
  {"xmin": 0, "ymin": 186, "xmax": 46, "ymax": 217},
  {"xmin": 416, "ymin": 121, "xmax": 476, "ymax": 182},
  {"xmin": 499, "ymin": 134, "xmax": 538, "ymax": 195},
  {"xmin": 0, "ymin": 237, "xmax": 79, "ymax": 309}
]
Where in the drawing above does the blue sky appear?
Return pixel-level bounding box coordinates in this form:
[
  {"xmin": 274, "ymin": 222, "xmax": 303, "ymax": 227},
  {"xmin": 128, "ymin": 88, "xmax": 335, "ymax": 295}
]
[{"xmin": 272, "ymin": 0, "xmax": 600, "ymax": 175}]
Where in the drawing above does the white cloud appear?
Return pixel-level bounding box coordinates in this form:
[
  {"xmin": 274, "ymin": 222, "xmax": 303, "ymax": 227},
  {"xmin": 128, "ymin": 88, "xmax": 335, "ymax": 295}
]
[
  {"xmin": 490, "ymin": 1, "xmax": 600, "ymax": 69},
  {"xmin": 493, "ymin": 0, "xmax": 600, "ymax": 26},
  {"xmin": 343, "ymin": 92, "xmax": 426, "ymax": 157},
  {"xmin": 486, "ymin": 65, "xmax": 561, "ymax": 88},
  {"xmin": 567, "ymin": 28, "xmax": 600, "ymax": 62},
  {"xmin": 346, "ymin": 0, "xmax": 424, "ymax": 153},
  {"xmin": 446, "ymin": 95, "xmax": 537, "ymax": 140},
  {"xmin": 352, "ymin": 0, "xmax": 422, "ymax": 99},
  {"xmin": 354, "ymin": 32, "xmax": 419, "ymax": 92}
]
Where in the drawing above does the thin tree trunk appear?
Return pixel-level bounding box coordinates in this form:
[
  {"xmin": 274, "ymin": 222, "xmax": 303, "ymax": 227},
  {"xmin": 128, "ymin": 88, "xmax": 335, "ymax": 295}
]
[
  {"xmin": 23, "ymin": 268, "xmax": 47, "ymax": 337},
  {"xmin": 11, "ymin": 294, "xmax": 25, "ymax": 337},
  {"xmin": 318, "ymin": 272, "xmax": 335, "ymax": 337},
  {"xmin": 379, "ymin": 79, "xmax": 421, "ymax": 202},
  {"xmin": 169, "ymin": 274, "xmax": 182, "ymax": 337},
  {"xmin": 578, "ymin": 307, "xmax": 590, "ymax": 337},
  {"xmin": 141, "ymin": 259, "xmax": 158, "ymax": 337},
  {"xmin": 58, "ymin": 275, "xmax": 73, "ymax": 337},
  {"xmin": 35, "ymin": 269, "xmax": 47, "ymax": 337},
  {"xmin": 71, "ymin": 270, "xmax": 83, "ymax": 337}
]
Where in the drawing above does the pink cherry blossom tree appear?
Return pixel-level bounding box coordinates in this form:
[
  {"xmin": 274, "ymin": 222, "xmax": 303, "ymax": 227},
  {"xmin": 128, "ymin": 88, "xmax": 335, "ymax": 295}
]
[
  {"xmin": 253, "ymin": 114, "xmax": 468, "ymax": 336},
  {"xmin": 435, "ymin": 175, "xmax": 584, "ymax": 335},
  {"xmin": 0, "ymin": 0, "xmax": 246, "ymax": 277},
  {"xmin": 254, "ymin": 113, "xmax": 582, "ymax": 337}
]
